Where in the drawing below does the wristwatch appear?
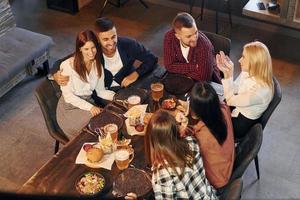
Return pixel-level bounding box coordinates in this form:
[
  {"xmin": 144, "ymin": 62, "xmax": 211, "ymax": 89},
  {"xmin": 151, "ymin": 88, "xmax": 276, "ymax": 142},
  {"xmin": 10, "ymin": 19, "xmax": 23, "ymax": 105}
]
[{"xmin": 47, "ymin": 74, "xmax": 54, "ymax": 81}]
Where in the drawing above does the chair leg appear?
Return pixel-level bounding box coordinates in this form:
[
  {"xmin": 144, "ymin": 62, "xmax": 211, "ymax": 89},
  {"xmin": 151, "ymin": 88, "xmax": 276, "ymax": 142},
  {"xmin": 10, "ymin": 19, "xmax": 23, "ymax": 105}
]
[
  {"xmin": 54, "ymin": 140, "xmax": 60, "ymax": 154},
  {"xmin": 138, "ymin": 0, "xmax": 149, "ymax": 8},
  {"xmin": 200, "ymin": 0, "xmax": 205, "ymax": 20},
  {"xmin": 254, "ymin": 155, "xmax": 260, "ymax": 179},
  {"xmin": 189, "ymin": 0, "xmax": 195, "ymax": 14},
  {"xmin": 227, "ymin": 0, "xmax": 233, "ymax": 27},
  {"xmin": 215, "ymin": 0, "xmax": 220, "ymax": 33},
  {"xmin": 99, "ymin": 0, "xmax": 109, "ymax": 17},
  {"xmin": 42, "ymin": 60, "xmax": 49, "ymax": 74}
]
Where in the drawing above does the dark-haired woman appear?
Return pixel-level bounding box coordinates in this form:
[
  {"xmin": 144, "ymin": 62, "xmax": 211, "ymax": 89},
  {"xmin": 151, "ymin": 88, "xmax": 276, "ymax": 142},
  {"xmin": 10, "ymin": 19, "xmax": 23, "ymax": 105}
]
[
  {"xmin": 56, "ymin": 30, "xmax": 115, "ymax": 139},
  {"xmin": 190, "ymin": 82, "xmax": 235, "ymax": 189}
]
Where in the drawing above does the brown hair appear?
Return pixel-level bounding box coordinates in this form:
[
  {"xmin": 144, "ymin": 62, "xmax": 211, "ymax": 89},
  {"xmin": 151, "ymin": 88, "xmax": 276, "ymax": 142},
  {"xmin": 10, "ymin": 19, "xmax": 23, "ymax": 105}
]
[
  {"xmin": 172, "ymin": 12, "xmax": 195, "ymax": 31},
  {"xmin": 73, "ymin": 30, "xmax": 102, "ymax": 82},
  {"xmin": 144, "ymin": 110, "xmax": 194, "ymax": 174},
  {"xmin": 244, "ymin": 41, "xmax": 273, "ymax": 90}
]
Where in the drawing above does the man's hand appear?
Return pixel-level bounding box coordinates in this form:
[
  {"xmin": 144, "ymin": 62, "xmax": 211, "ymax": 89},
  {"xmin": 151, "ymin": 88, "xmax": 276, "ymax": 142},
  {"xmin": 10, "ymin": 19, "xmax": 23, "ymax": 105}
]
[
  {"xmin": 89, "ymin": 106, "xmax": 103, "ymax": 116},
  {"xmin": 53, "ymin": 69, "xmax": 70, "ymax": 86},
  {"xmin": 121, "ymin": 72, "xmax": 139, "ymax": 88}
]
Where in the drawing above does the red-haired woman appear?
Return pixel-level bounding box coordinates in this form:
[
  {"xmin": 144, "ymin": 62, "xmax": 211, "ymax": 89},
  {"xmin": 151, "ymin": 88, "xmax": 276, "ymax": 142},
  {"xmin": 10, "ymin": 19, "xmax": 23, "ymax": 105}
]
[{"xmin": 56, "ymin": 30, "xmax": 115, "ymax": 139}]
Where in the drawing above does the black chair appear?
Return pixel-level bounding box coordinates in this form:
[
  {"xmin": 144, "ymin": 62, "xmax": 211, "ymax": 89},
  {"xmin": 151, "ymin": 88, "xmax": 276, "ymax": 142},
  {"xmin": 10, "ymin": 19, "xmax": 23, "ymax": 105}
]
[
  {"xmin": 35, "ymin": 79, "xmax": 69, "ymax": 154},
  {"xmin": 202, "ymin": 31, "xmax": 231, "ymax": 55},
  {"xmin": 218, "ymin": 123, "xmax": 262, "ymax": 195},
  {"xmin": 219, "ymin": 178, "xmax": 243, "ymax": 200},
  {"xmin": 253, "ymin": 76, "xmax": 282, "ymax": 179},
  {"xmin": 189, "ymin": 0, "xmax": 232, "ymax": 33},
  {"xmin": 99, "ymin": 0, "xmax": 148, "ymax": 17}
]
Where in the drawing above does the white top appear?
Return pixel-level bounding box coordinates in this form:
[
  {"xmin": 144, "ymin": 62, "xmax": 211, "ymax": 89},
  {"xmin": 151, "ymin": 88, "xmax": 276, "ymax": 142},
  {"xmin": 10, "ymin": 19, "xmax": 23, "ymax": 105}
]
[
  {"xmin": 103, "ymin": 49, "xmax": 123, "ymax": 86},
  {"xmin": 60, "ymin": 58, "xmax": 115, "ymax": 111},
  {"xmin": 221, "ymin": 71, "xmax": 273, "ymax": 120},
  {"xmin": 180, "ymin": 43, "xmax": 190, "ymax": 63}
]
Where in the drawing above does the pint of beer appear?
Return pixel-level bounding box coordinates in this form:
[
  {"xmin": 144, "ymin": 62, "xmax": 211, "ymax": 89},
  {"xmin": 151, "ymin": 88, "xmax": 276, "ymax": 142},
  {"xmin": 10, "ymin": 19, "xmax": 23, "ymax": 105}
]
[
  {"xmin": 103, "ymin": 123, "xmax": 118, "ymax": 142},
  {"xmin": 115, "ymin": 149, "xmax": 134, "ymax": 170},
  {"xmin": 151, "ymin": 82, "xmax": 164, "ymax": 101}
]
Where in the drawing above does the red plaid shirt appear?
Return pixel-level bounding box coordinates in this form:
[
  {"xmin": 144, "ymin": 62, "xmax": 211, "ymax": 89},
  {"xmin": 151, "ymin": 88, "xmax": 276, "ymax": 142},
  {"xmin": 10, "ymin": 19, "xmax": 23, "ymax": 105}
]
[{"xmin": 164, "ymin": 29, "xmax": 221, "ymax": 82}]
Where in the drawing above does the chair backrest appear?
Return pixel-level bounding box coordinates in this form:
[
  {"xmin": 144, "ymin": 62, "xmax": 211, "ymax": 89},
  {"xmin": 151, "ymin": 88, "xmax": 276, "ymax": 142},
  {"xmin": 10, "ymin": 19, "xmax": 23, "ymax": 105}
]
[
  {"xmin": 219, "ymin": 178, "xmax": 243, "ymax": 200},
  {"xmin": 259, "ymin": 76, "xmax": 282, "ymax": 129},
  {"xmin": 230, "ymin": 123, "xmax": 263, "ymax": 182},
  {"xmin": 202, "ymin": 31, "xmax": 231, "ymax": 55},
  {"xmin": 35, "ymin": 79, "xmax": 69, "ymax": 144}
]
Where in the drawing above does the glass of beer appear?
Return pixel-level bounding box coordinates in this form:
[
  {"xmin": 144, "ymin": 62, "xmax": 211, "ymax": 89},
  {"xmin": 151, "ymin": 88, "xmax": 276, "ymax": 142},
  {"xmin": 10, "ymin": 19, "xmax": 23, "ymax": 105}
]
[
  {"xmin": 126, "ymin": 95, "xmax": 141, "ymax": 109},
  {"xmin": 151, "ymin": 82, "xmax": 164, "ymax": 102},
  {"xmin": 103, "ymin": 123, "xmax": 118, "ymax": 142},
  {"xmin": 115, "ymin": 148, "xmax": 134, "ymax": 170}
]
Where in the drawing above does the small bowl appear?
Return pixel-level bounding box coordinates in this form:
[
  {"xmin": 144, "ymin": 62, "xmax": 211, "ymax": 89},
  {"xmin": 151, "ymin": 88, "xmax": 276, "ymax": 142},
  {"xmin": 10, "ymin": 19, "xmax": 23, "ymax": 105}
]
[{"xmin": 75, "ymin": 172, "xmax": 105, "ymax": 195}]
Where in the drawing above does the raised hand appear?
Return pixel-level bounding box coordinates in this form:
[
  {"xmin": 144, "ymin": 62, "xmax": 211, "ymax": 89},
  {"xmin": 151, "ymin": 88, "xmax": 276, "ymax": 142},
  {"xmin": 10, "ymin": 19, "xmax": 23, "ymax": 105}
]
[{"xmin": 216, "ymin": 51, "xmax": 234, "ymax": 79}]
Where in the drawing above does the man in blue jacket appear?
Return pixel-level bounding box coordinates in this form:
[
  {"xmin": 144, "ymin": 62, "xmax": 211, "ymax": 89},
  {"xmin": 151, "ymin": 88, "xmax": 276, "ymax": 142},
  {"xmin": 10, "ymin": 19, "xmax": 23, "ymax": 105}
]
[{"xmin": 53, "ymin": 17, "xmax": 158, "ymax": 89}]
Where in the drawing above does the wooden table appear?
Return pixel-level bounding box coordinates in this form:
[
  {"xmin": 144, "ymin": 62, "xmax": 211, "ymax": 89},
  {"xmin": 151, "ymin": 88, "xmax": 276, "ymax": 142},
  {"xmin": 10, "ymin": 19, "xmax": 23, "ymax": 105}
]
[{"xmin": 18, "ymin": 126, "xmax": 148, "ymax": 199}]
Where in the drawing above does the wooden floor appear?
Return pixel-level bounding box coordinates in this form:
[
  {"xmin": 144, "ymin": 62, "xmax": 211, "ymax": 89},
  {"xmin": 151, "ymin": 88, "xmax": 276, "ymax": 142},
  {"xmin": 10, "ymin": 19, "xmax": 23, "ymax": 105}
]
[{"xmin": 0, "ymin": 0, "xmax": 300, "ymax": 198}]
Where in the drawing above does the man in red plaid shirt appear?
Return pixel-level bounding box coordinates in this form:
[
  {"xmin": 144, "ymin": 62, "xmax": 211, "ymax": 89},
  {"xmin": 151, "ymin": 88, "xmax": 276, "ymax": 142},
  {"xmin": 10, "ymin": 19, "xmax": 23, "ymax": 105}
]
[{"xmin": 164, "ymin": 12, "xmax": 221, "ymax": 83}]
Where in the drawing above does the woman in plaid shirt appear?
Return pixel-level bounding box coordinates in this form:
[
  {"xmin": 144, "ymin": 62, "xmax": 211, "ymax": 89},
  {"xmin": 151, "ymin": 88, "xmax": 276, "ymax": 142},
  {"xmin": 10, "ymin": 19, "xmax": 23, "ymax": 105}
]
[{"xmin": 127, "ymin": 110, "xmax": 217, "ymax": 199}]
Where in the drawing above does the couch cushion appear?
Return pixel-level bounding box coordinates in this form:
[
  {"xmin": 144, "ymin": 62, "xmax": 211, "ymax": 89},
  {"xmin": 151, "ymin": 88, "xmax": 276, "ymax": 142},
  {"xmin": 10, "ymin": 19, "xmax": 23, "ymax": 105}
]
[{"xmin": 0, "ymin": 27, "xmax": 54, "ymax": 86}]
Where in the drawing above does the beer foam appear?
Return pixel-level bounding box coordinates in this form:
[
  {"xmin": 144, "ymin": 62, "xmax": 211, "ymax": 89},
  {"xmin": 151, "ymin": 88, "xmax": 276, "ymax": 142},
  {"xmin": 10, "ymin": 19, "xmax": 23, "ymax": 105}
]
[
  {"xmin": 128, "ymin": 95, "xmax": 141, "ymax": 104},
  {"xmin": 115, "ymin": 150, "xmax": 129, "ymax": 161}
]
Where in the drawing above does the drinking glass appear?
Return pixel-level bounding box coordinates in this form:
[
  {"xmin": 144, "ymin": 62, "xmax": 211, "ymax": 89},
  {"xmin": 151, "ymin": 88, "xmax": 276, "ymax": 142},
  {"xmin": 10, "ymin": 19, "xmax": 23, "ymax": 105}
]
[
  {"xmin": 151, "ymin": 82, "xmax": 164, "ymax": 102},
  {"xmin": 115, "ymin": 148, "xmax": 134, "ymax": 170}
]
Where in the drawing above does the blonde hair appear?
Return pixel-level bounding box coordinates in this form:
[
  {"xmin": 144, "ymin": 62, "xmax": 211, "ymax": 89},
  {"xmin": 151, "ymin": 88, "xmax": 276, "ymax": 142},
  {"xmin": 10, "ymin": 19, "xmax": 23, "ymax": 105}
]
[
  {"xmin": 144, "ymin": 110, "xmax": 194, "ymax": 174},
  {"xmin": 244, "ymin": 41, "xmax": 273, "ymax": 90}
]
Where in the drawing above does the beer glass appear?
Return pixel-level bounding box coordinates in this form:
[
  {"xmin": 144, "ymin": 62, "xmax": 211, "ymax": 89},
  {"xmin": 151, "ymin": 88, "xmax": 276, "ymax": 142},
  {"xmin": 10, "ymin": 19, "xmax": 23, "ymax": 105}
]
[
  {"xmin": 151, "ymin": 82, "xmax": 164, "ymax": 102},
  {"xmin": 103, "ymin": 123, "xmax": 118, "ymax": 142},
  {"xmin": 115, "ymin": 149, "xmax": 134, "ymax": 170}
]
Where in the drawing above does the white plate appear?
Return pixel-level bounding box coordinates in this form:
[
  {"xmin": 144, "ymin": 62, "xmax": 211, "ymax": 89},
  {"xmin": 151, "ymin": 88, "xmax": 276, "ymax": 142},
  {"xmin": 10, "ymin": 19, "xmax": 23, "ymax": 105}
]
[{"xmin": 125, "ymin": 119, "xmax": 146, "ymax": 136}]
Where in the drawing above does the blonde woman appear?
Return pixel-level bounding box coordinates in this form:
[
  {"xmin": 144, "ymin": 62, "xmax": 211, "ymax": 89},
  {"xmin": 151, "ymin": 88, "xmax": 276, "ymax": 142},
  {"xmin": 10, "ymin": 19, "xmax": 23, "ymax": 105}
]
[
  {"xmin": 216, "ymin": 41, "xmax": 273, "ymax": 139},
  {"xmin": 126, "ymin": 110, "xmax": 217, "ymax": 199}
]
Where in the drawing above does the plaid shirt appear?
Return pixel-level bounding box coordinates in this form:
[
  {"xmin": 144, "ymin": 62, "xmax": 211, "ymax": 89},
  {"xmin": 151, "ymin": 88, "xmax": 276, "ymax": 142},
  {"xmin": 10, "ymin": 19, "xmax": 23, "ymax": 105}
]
[
  {"xmin": 163, "ymin": 29, "xmax": 221, "ymax": 83},
  {"xmin": 152, "ymin": 136, "xmax": 218, "ymax": 200}
]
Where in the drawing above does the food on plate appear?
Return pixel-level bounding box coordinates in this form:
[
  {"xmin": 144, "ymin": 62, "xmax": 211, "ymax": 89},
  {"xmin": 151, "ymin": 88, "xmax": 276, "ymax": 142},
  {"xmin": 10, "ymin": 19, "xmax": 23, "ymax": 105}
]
[
  {"xmin": 116, "ymin": 138, "xmax": 131, "ymax": 146},
  {"xmin": 176, "ymin": 100, "xmax": 189, "ymax": 116},
  {"xmin": 175, "ymin": 112, "xmax": 188, "ymax": 125},
  {"xmin": 76, "ymin": 172, "xmax": 105, "ymax": 195},
  {"xmin": 99, "ymin": 136, "xmax": 114, "ymax": 154},
  {"xmin": 83, "ymin": 144, "xmax": 93, "ymax": 152},
  {"xmin": 143, "ymin": 113, "xmax": 153, "ymax": 125},
  {"xmin": 86, "ymin": 147, "xmax": 104, "ymax": 163},
  {"xmin": 135, "ymin": 124, "xmax": 145, "ymax": 132},
  {"xmin": 161, "ymin": 98, "xmax": 176, "ymax": 110}
]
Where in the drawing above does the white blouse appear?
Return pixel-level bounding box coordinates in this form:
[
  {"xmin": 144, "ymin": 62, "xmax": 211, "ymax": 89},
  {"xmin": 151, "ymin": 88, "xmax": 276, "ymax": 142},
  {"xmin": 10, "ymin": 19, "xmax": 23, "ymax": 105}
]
[
  {"xmin": 60, "ymin": 58, "xmax": 115, "ymax": 111},
  {"xmin": 221, "ymin": 72, "xmax": 273, "ymax": 120}
]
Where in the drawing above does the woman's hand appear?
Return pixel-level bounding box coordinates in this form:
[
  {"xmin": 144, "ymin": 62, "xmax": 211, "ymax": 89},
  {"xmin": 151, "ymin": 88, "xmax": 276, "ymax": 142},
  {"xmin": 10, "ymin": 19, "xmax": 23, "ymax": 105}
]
[
  {"xmin": 216, "ymin": 51, "xmax": 234, "ymax": 79},
  {"xmin": 125, "ymin": 192, "xmax": 137, "ymax": 200},
  {"xmin": 90, "ymin": 106, "xmax": 103, "ymax": 116},
  {"xmin": 53, "ymin": 69, "xmax": 70, "ymax": 86}
]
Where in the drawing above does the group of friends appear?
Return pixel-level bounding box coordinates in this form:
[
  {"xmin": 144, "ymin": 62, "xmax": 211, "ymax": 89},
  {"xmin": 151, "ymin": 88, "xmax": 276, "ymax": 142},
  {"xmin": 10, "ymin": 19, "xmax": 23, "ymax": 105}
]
[{"xmin": 48, "ymin": 12, "xmax": 274, "ymax": 199}]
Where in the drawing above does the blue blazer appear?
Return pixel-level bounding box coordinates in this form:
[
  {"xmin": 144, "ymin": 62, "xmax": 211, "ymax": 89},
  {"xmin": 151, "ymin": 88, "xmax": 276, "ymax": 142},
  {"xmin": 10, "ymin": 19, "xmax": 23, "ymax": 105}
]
[{"xmin": 102, "ymin": 36, "xmax": 158, "ymax": 88}]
